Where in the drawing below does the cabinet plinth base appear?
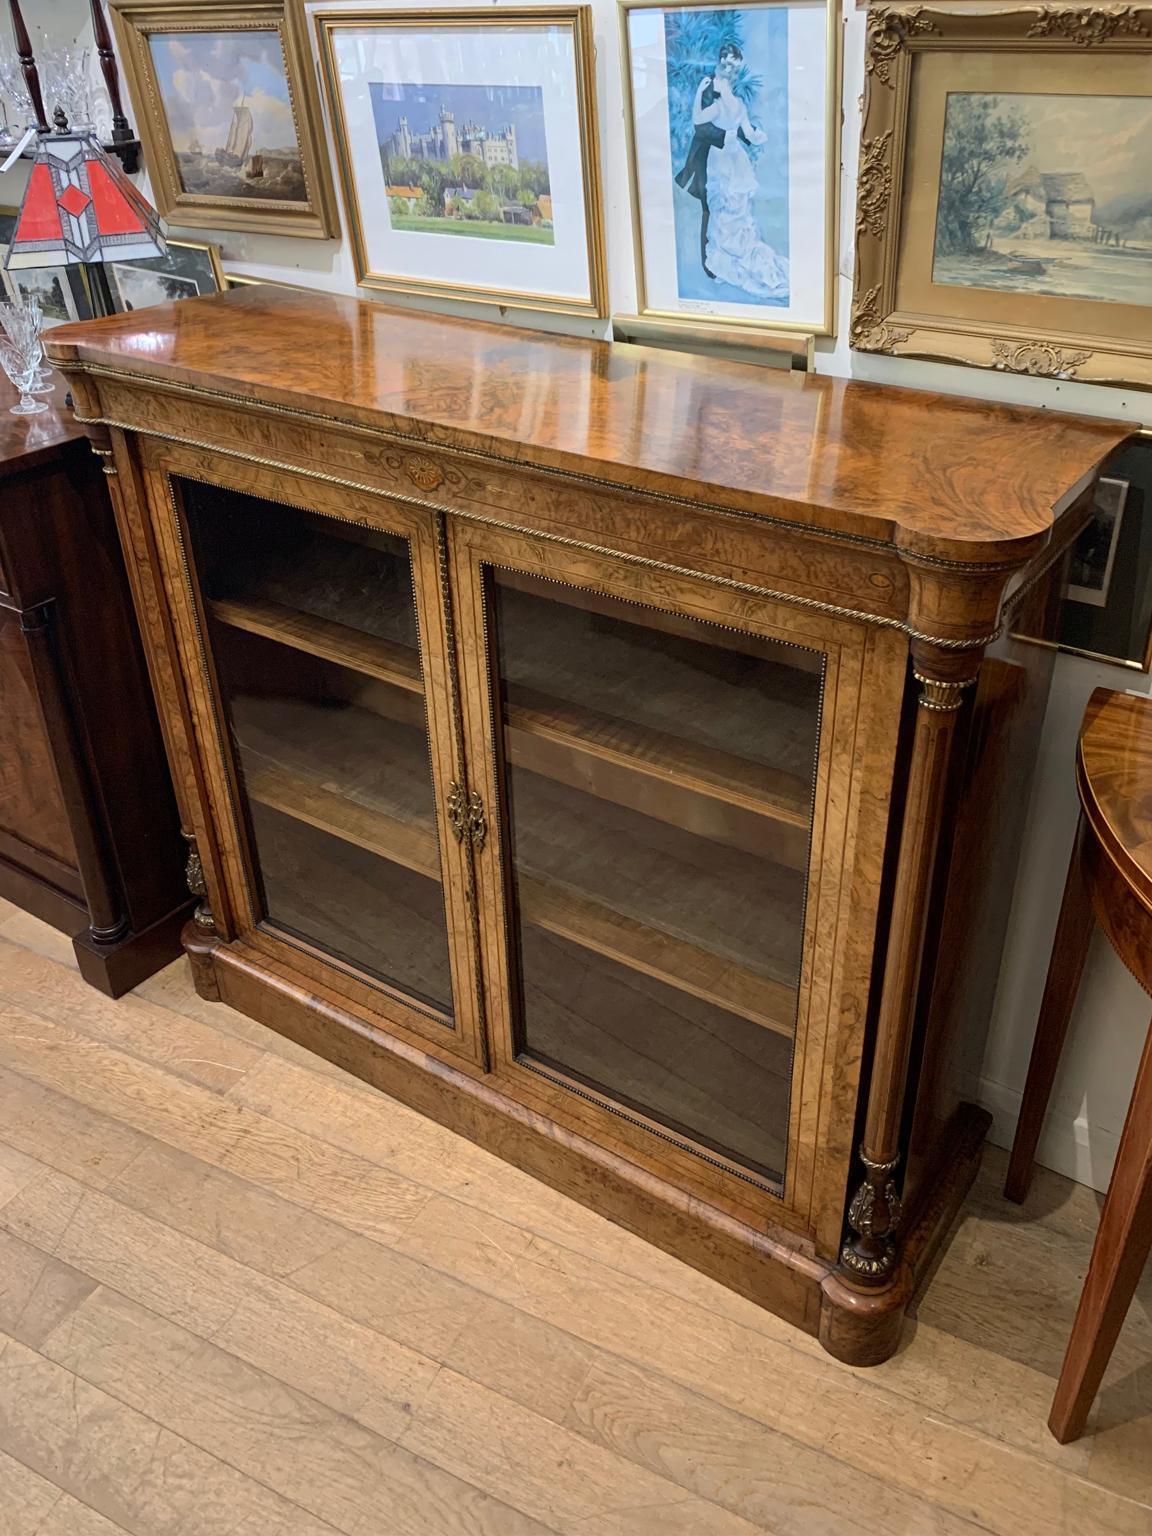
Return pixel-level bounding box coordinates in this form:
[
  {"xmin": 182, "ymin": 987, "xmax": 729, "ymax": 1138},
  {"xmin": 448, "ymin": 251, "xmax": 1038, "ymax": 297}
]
[
  {"xmin": 185, "ymin": 926, "xmax": 988, "ymax": 1364},
  {"xmin": 821, "ymin": 1102, "xmax": 991, "ymax": 1365},
  {"xmin": 71, "ymin": 901, "xmax": 194, "ymax": 999}
]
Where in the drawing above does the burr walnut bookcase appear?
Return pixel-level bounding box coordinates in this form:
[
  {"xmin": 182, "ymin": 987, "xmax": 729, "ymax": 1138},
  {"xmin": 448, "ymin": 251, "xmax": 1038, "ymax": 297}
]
[{"xmin": 47, "ymin": 289, "xmax": 1129, "ymax": 1362}]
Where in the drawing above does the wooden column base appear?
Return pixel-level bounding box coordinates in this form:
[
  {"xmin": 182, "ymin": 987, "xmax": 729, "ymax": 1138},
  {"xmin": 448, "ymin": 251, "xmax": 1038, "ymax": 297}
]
[
  {"xmin": 821, "ymin": 1104, "xmax": 991, "ymax": 1365},
  {"xmin": 72, "ymin": 899, "xmax": 194, "ymax": 998},
  {"xmin": 185, "ymin": 925, "xmax": 990, "ymax": 1366}
]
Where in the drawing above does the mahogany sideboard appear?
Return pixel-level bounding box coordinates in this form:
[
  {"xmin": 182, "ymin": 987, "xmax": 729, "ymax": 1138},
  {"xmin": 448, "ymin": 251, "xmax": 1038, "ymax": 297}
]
[
  {"xmin": 0, "ymin": 377, "xmax": 191, "ymax": 993},
  {"xmin": 47, "ymin": 290, "xmax": 1131, "ymax": 1361}
]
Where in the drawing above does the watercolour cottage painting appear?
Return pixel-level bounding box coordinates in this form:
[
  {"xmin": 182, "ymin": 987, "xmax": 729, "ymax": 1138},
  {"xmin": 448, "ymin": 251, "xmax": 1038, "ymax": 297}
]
[
  {"xmin": 665, "ymin": 6, "xmax": 790, "ymax": 306},
  {"xmin": 933, "ymin": 91, "xmax": 1152, "ymax": 305},
  {"xmin": 373, "ymin": 83, "xmax": 553, "ymax": 244},
  {"xmin": 148, "ymin": 30, "xmax": 305, "ymax": 202}
]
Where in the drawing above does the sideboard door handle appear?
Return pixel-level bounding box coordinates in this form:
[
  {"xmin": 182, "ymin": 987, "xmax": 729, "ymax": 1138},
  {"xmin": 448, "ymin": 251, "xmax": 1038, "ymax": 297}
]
[{"xmin": 466, "ymin": 790, "xmax": 487, "ymax": 853}]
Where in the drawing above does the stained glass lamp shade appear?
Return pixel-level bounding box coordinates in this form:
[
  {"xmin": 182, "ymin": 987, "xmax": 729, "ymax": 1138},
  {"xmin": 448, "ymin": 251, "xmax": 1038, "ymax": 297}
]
[{"xmin": 5, "ymin": 129, "xmax": 165, "ymax": 270}]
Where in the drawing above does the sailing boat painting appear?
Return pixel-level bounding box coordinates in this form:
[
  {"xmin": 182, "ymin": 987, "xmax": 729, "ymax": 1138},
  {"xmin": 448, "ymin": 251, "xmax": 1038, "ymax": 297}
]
[{"xmin": 148, "ymin": 30, "xmax": 305, "ymax": 202}]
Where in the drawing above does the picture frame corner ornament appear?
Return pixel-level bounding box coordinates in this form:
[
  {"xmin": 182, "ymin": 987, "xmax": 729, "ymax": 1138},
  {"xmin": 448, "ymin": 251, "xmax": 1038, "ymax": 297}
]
[
  {"xmin": 865, "ymin": 5, "xmax": 939, "ymax": 87},
  {"xmin": 849, "ymin": 284, "xmax": 909, "ymax": 353}
]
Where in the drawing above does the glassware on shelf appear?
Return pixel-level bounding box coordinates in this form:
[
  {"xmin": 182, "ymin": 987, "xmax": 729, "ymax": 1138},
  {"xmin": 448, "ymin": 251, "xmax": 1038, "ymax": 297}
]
[
  {"xmin": 0, "ymin": 57, "xmax": 34, "ymax": 145},
  {"xmin": 13, "ymin": 296, "xmax": 56, "ymax": 394},
  {"xmin": 39, "ymin": 44, "xmax": 95, "ymax": 134},
  {"xmin": 0, "ymin": 299, "xmax": 49, "ymax": 415}
]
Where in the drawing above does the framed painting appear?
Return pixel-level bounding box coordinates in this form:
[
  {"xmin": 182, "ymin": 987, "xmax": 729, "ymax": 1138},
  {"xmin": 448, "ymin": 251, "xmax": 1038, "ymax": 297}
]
[
  {"xmin": 315, "ymin": 7, "xmax": 607, "ymax": 317},
  {"xmin": 1057, "ymin": 440, "xmax": 1152, "ymax": 669},
  {"xmin": 619, "ymin": 0, "xmax": 839, "ymax": 340},
  {"xmin": 0, "ymin": 207, "xmax": 93, "ymax": 327},
  {"xmin": 1067, "ymin": 476, "xmax": 1127, "ymax": 609},
  {"xmin": 107, "ymin": 238, "xmax": 225, "ymax": 312},
  {"xmin": 854, "ymin": 7, "xmax": 1152, "ymax": 389},
  {"xmin": 108, "ymin": 0, "xmax": 339, "ymax": 238}
]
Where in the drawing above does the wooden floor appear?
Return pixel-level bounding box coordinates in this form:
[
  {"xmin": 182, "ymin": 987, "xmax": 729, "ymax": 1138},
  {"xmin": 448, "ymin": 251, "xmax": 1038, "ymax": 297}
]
[{"xmin": 0, "ymin": 899, "xmax": 1150, "ymax": 1535}]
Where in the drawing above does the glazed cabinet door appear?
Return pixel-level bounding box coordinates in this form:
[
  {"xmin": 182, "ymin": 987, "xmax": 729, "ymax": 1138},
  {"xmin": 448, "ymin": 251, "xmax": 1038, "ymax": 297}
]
[
  {"xmin": 140, "ymin": 444, "xmax": 486, "ymax": 1066},
  {"xmin": 450, "ymin": 517, "xmax": 906, "ymax": 1248}
]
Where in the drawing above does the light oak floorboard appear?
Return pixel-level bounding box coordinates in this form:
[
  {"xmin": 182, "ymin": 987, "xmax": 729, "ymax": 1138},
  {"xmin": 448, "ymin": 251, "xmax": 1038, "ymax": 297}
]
[
  {"xmin": 0, "ymin": 916, "xmax": 1150, "ymax": 1532},
  {"xmin": 0, "ymin": 1336, "xmax": 349, "ymax": 1536},
  {"xmin": 33, "ymin": 1290, "xmax": 564, "ymax": 1536},
  {"xmin": 0, "ymin": 1447, "xmax": 131, "ymax": 1536}
]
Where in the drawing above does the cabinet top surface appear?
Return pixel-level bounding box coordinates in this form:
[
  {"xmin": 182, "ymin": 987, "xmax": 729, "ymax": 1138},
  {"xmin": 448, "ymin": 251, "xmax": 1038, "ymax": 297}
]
[
  {"xmin": 1080, "ymin": 687, "xmax": 1152, "ymax": 908},
  {"xmin": 47, "ymin": 288, "xmax": 1131, "ymax": 563},
  {"xmin": 0, "ymin": 373, "xmax": 84, "ymax": 479}
]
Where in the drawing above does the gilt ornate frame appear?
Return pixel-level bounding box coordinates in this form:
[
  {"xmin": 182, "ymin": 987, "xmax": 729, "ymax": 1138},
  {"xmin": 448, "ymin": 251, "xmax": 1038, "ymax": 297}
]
[
  {"xmin": 109, "ymin": 0, "xmax": 340, "ymax": 239},
  {"xmin": 853, "ymin": 6, "xmax": 1152, "ymax": 389}
]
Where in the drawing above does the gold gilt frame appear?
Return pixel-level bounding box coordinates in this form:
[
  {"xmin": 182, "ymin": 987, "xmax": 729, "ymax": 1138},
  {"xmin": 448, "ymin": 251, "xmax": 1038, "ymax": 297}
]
[
  {"xmin": 109, "ymin": 0, "xmax": 340, "ymax": 239},
  {"xmin": 104, "ymin": 236, "xmax": 226, "ymax": 311},
  {"xmin": 854, "ymin": 6, "xmax": 1152, "ymax": 389},
  {"xmin": 617, "ymin": 0, "xmax": 841, "ymax": 343},
  {"xmin": 315, "ymin": 7, "xmax": 608, "ymax": 318}
]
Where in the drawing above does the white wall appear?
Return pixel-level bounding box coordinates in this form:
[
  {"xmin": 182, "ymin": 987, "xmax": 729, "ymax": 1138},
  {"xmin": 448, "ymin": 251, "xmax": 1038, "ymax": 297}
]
[{"xmin": 18, "ymin": 1, "xmax": 1148, "ymax": 1192}]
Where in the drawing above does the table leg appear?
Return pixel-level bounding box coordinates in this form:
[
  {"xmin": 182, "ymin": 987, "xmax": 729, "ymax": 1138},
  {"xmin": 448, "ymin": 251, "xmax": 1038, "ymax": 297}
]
[
  {"xmin": 1005, "ymin": 814, "xmax": 1095, "ymax": 1204},
  {"xmin": 1049, "ymin": 1014, "xmax": 1152, "ymax": 1443}
]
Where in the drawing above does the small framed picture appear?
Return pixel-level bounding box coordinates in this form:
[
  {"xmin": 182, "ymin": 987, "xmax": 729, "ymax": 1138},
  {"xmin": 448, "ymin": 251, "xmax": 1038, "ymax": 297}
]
[
  {"xmin": 316, "ymin": 7, "xmax": 607, "ymax": 316},
  {"xmin": 1067, "ymin": 478, "xmax": 1128, "ymax": 609},
  {"xmin": 107, "ymin": 238, "xmax": 225, "ymax": 313},
  {"xmin": 620, "ymin": 0, "xmax": 838, "ymax": 340},
  {"xmin": 1049, "ymin": 440, "xmax": 1152, "ymax": 671},
  {"xmin": 0, "ymin": 207, "xmax": 93, "ymax": 326}
]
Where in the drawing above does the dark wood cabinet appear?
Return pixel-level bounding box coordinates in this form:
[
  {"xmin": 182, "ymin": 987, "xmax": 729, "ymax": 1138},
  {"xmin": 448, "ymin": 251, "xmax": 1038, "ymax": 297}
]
[
  {"xmin": 0, "ymin": 379, "xmax": 191, "ymax": 993},
  {"xmin": 48, "ymin": 289, "xmax": 1131, "ymax": 1362}
]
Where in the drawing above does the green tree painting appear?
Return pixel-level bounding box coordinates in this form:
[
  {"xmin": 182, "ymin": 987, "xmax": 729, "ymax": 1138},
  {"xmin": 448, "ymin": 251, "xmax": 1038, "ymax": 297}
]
[{"xmin": 934, "ymin": 94, "xmax": 1030, "ymax": 257}]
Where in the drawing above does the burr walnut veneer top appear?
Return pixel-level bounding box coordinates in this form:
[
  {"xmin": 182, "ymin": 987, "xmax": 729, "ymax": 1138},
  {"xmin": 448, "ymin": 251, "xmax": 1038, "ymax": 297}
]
[
  {"xmin": 1079, "ymin": 688, "xmax": 1152, "ymax": 911},
  {"xmin": 47, "ymin": 287, "xmax": 1132, "ymax": 565}
]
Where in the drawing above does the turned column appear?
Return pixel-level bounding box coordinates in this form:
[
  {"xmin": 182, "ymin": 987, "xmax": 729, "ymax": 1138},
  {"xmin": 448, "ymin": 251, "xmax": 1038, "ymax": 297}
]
[
  {"xmin": 840, "ymin": 641, "xmax": 981, "ymax": 1284},
  {"xmin": 89, "ymin": 0, "xmax": 140, "ymax": 172},
  {"xmin": 8, "ymin": 0, "xmax": 48, "ymax": 133}
]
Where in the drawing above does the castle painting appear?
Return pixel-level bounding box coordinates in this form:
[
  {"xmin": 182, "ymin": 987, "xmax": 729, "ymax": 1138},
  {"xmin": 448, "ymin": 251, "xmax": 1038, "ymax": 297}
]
[
  {"xmin": 932, "ymin": 90, "xmax": 1152, "ymax": 305},
  {"xmin": 149, "ymin": 30, "xmax": 306, "ymax": 203},
  {"xmin": 371, "ymin": 82, "xmax": 554, "ymax": 244},
  {"xmin": 384, "ymin": 104, "xmax": 522, "ymax": 170}
]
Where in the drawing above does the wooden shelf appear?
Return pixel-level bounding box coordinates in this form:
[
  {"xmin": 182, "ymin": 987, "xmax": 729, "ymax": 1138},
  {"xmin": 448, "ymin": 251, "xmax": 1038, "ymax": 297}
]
[
  {"xmin": 518, "ymin": 926, "xmax": 791, "ymax": 1181},
  {"xmin": 521, "ymin": 876, "xmax": 796, "ymax": 1037},
  {"xmin": 230, "ymin": 694, "xmax": 800, "ymax": 1038},
  {"xmin": 504, "ymin": 686, "xmax": 811, "ymax": 869},
  {"xmin": 210, "ymin": 594, "xmax": 812, "ymax": 864},
  {"xmin": 210, "ymin": 597, "xmax": 422, "ymax": 694}
]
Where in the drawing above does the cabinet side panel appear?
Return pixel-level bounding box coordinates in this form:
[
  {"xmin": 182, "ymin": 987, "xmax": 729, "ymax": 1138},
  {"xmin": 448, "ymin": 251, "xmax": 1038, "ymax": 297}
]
[
  {"xmin": 49, "ymin": 442, "xmax": 186, "ymax": 929},
  {"xmin": 0, "ymin": 606, "xmax": 77, "ymax": 871},
  {"xmin": 903, "ymin": 563, "xmax": 1063, "ymax": 1208}
]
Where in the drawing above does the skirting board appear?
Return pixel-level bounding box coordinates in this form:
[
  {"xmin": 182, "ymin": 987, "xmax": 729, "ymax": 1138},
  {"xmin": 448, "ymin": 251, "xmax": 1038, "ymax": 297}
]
[{"xmin": 979, "ymin": 1075, "xmax": 1118, "ymax": 1195}]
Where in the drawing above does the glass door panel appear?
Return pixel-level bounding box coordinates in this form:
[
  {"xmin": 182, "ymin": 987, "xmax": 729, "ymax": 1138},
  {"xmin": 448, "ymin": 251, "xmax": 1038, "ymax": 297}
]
[
  {"xmin": 488, "ymin": 570, "xmax": 823, "ymax": 1185},
  {"xmin": 181, "ymin": 479, "xmax": 454, "ymax": 1019}
]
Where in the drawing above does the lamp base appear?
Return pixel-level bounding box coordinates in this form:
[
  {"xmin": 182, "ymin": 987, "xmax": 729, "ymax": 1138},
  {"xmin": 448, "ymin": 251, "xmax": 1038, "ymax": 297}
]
[{"xmin": 84, "ymin": 262, "xmax": 116, "ymax": 319}]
